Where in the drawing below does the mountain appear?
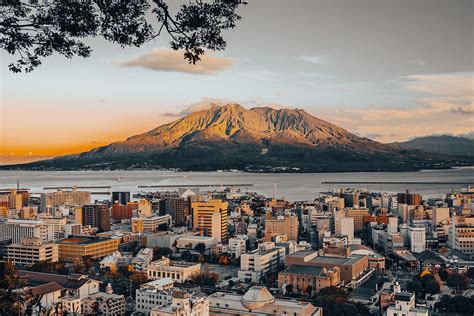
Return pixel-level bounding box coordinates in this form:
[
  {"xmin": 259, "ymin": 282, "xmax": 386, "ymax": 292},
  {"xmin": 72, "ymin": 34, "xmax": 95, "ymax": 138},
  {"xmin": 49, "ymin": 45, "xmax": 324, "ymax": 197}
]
[
  {"xmin": 4, "ymin": 104, "xmax": 472, "ymax": 172},
  {"xmin": 391, "ymin": 135, "xmax": 474, "ymax": 157}
]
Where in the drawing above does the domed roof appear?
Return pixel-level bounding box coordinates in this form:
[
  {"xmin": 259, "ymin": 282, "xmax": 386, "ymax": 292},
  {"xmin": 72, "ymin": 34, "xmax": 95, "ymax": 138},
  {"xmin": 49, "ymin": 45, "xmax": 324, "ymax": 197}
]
[{"xmin": 241, "ymin": 286, "xmax": 275, "ymax": 310}]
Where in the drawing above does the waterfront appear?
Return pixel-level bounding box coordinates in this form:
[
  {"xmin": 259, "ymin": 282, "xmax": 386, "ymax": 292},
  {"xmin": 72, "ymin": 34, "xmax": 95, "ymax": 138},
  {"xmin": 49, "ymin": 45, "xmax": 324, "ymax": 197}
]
[{"xmin": 1, "ymin": 168, "xmax": 473, "ymax": 201}]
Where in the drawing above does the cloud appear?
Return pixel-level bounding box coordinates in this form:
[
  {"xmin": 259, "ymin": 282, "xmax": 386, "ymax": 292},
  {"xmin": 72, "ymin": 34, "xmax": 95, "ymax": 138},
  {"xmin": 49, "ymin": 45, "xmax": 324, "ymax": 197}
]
[
  {"xmin": 410, "ymin": 59, "xmax": 425, "ymax": 66},
  {"xmin": 119, "ymin": 48, "xmax": 234, "ymax": 75},
  {"xmin": 299, "ymin": 55, "xmax": 331, "ymax": 64},
  {"xmin": 164, "ymin": 98, "xmax": 228, "ymax": 117},
  {"xmin": 319, "ymin": 72, "xmax": 474, "ymax": 142}
]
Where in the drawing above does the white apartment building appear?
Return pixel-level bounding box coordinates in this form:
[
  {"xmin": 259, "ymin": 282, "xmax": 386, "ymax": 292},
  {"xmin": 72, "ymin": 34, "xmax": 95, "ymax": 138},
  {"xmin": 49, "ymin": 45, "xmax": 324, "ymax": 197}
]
[
  {"xmin": 136, "ymin": 278, "xmax": 174, "ymax": 315},
  {"xmin": 448, "ymin": 215, "xmax": 474, "ymax": 256},
  {"xmin": 409, "ymin": 225, "xmax": 426, "ymax": 253},
  {"xmin": 146, "ymin": 258, "xmax": 201, "ymax": 283},
  {"xmin": 228, "ymin": 235, "xmax": 248, "ymax": 258},
  {"xmin": 0, "ymin": 219, "xmax": 54, "ymax": 243},
  {"xmin": 132, "ymin": 214, "xmax": 172, "ymax": 233},
  {"xmin": 6, "ymin": 237, "xmax": 58, "ymax": 267},
  {"xmin": 81, "ymin": 291, "xmax": 125, "ymax": 316},
  {"xmin": 238, "ymin": 242, "xmax": 285, "ymax": 282},
  {"xmin": 386, "ymin": 292, "xmax": 428, "ymax": 316},
  {"xmin": 150, "ymin": 290, "xmax": 209, "ymax": 316},
  {"xmin": 132, "ymin": 247, "xmax": 154, "ymax": 270}
]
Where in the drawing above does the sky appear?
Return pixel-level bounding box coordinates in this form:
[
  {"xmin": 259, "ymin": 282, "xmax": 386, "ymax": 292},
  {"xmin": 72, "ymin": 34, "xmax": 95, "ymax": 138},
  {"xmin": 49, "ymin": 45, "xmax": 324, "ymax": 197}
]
[{"xmin": 1, "ymin": 0, "xmax": 473, "ymax": 158}]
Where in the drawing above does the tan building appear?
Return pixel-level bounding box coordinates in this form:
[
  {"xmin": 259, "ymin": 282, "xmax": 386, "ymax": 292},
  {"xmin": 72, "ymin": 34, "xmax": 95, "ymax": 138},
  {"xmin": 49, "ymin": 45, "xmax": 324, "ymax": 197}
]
[
  {"xmin": 81, "ymin": 291, "xmax": 125, "ymax": 316},
  {"xmin": 56, "ymin": 235, "xmax": 119, "ymax": 262},
  {"xmin": 192, "ymin": 199, "xmax": 228, "ymax": 243},
  {"xmin": 7, "ymin": 237, "xmax": 58, "ymax": 267},
  {"xmin": 146, "ymin": 258, "xmax": 200, "ymax": 283},
  {"xmin": 278, "ymin": 265, "xmax": 341, "ymax": 295},
  {"xmin": 238, "ymin": 242, "xmax": 286, "ymax": 282},
  {"xmin": 285, "ymin": 250, "xmax": 369, "ymax": 284},
  {"xmin": 264, "ymin": 214, "xmax": 298, "ymax": 242},
  {"xmin": 131, "ymin": 214, "xmax": 172, "ymax": 233},
  {"xmin": 151, "ymin": 290, "xmax": 209, "ymax": 316},
  {"xmin": 345, "ymin": 208, "xmax": 370, "ymax": 231},
  {"xmin": 448, "ymin": 215, "xmax": 474, "ymax": 256},
  {"xmin": 40, "ymin": 187, "xmax": 90, "ymax": 211}
]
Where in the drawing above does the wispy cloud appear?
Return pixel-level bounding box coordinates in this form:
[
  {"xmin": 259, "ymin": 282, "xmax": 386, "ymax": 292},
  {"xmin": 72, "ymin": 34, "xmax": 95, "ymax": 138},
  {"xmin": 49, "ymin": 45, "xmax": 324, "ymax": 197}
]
[
  {"xmin": 118, "ymin": 48, "xmax": 234, "ymax": 75},
  {"xmin": 320, "ymin": 72, "xmax": 474, "ymax": 142},
  {"xmin": 410, "ymin": 59, "xmax": 425, "ymax": 66},
  {"xmin": 163, "ymin": 98, "xmax": 228, "ymax": 117},
  {"xmin": 299, "ymin": 55, "xmax": 331, "ymax": 64}
]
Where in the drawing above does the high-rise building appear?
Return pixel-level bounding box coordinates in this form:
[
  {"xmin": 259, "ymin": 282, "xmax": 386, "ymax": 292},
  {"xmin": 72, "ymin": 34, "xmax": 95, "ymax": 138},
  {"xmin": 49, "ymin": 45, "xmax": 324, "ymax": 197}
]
[
  {"xmin": 340, "ymin": 217, "xmax": 354, "ymax": 239},
  {"xmin": 0, "ymin": 219, "xmax": 54, "ymax": 244},
  {"xmin": 408, "ymin": 225, "xmax": 426, "ymax": 253},
  {"xmin": 397, "ymin": 190, "xmax": 422, "ymax": 206},
  {"xmin": 40, "ymin": 187, "xmax": 90, "ymax": 211},
  {"xmin": 264, "ymin": 215, "xmax": 298, "ymax": 242},
  {"xmin": 82, "ymin": 204, "xmax": 111, "ymax": 232},
  {"xmin": 192, "ymin": 199, "xmax": 228, "ymax": 243},
  {"xmin": 159, "ymin": 198, "xmax": 187, "ymax": 226},
  {"xmin": 137, "ymin": 199, "xmax": 153, "ymax": 217},
  {"xmin": 433, "ymin": 207, "xmax": 450, "ymax": 226},
  {"xmin": 111, "ymin": 202, "xmax": 134, "ymax": 221},
  {"xmin": 131, "ymin": 215, "xmax": 172, "ymax": 233},
  {"xmin": 238, "ymin": 242, "xmax": 285, "ymax": 282},
  {"xmin": 345, "ymin": 208, "xmax": 370, "ymax": 231},
  {"xmin": 111, "ymin": 191, "xmax": 130, "ymax": 205}
]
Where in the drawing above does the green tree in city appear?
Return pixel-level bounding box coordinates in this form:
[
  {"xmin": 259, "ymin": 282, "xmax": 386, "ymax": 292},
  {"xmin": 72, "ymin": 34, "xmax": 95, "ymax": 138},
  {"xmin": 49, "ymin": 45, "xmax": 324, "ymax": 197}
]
[{"xmin": 446, "ymin": 273, "xmax": 469, "ymax": 293}]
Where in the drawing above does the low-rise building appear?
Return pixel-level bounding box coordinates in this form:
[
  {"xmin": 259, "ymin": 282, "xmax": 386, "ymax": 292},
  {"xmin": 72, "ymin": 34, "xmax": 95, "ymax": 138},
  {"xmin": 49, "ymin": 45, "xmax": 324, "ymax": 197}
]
[
  {"xmin": 150, "ymin": 290, "xmax": 209, "ymax": 316},
  {"xmin": 6, "ymin": 237, "xmax": 58, "ymax": 267},
  {"xmin": 136, "ymin": 278, "xmax": 174, "ymax": 315},
  {"xmin": 146, "ymin": 258, "xmax": 200, "ymax": 283},
  {"xmin": 209, "ymin": 286, "xmax": 322, "ymax": 316},
  {"xmin": 132, "ymin": 247, "xmax": 154, "ymax": 270},
  {"xmin": 278, "ymin": 265, "xmax": 341, "ymax": 295},
  {"xmin": 228, "ymin": 235, "xmax": 248, "ymax": 258},
  {"xmin": 56, "ymin": 235, "xmax": 119, "ymax": 262},
  {"xmin": 386, "ymin": 292, "xmax": 428, "ymax": 316},
  {"xmin": 81, "ymin": 290, "xmax": 125, "ymax": 316},
  {"xmin": 132, "ymin": 215, "xmax": 172, "ymax": 233}
]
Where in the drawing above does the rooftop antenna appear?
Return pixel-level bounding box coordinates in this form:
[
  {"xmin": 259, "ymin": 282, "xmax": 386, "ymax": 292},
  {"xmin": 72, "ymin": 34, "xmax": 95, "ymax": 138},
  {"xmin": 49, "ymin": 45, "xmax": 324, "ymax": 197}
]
[{"xmin": 17, "ymin": 180, "xmax": 20, "ymax": 190}]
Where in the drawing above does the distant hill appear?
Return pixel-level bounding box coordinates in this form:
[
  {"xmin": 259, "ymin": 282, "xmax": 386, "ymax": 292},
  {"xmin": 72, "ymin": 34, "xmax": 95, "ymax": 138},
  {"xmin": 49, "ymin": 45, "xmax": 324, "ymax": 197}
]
[
  {"xmin": 391, "ymin": 135, "xmax": 474, "ymax": 157},
  {"xmin": 3, "ymin": 104, "xmax": 472, "ymax": 172}
]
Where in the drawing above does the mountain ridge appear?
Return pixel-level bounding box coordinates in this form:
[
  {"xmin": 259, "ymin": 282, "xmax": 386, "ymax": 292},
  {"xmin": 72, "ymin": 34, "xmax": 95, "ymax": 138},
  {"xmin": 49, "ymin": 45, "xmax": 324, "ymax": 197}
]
[{"xmin": 3, "ymin": 103, "xmax": 472, "ymax": 172}]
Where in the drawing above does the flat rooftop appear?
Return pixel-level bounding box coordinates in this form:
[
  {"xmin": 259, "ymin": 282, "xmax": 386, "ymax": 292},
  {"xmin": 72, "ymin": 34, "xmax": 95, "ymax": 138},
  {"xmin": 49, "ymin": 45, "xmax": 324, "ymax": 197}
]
[
  {"xmin": 56, "ymin": 235, "xmax": 112, "ymax": 245},
  {"xmin": 310, "ymin": 254, "xmax": 365, "ymax": 265}
]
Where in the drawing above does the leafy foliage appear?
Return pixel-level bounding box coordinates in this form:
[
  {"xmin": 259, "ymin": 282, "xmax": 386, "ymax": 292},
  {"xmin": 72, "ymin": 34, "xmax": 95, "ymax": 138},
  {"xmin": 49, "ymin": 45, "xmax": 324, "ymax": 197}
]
[
  {"xmin": 152, "ymin": 246, "xmax": 173, "ymax": 260},
  {"xmin": 28, "ymin": 260, "xmax": 69, "ymax": 275},
  {"xmin": 407, "ymin": 274, "xmax": 440, "ymax": 298},
  {"xmin": 434, "ymin": 295, "xmax": 474, "ymax": 314},
  {"xmin": 0, "ymin": 261, "xmax": 25, "ymax": 315},
  {"xmin": 313, "ymin": 286, "xmax": 369, "ymax": 316},
  {"xmin": 0, "ymin": 0, "xmax": 246, "ymax": 72},
  {"xmin": 446, "ymin": 273, "xmax": 469, "ymax": 292}
]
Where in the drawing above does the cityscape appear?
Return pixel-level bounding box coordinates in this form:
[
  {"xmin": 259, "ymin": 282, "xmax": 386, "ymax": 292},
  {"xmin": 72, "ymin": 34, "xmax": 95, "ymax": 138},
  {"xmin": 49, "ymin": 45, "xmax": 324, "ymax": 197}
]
[
  {"xmin": 0, "ymin": 182, "xmax": 472, "ymax": 315},
  {"xmin": 1, "ymin": 0, "xmax": 473, "ymax": 316}
]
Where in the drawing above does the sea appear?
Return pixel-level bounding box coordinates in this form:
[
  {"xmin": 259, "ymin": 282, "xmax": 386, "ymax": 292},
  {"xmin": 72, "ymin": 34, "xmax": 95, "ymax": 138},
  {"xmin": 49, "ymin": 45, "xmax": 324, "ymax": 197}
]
[{"xmin": 0, "ymin": 168, "xmax": 473, "ymax": 202}]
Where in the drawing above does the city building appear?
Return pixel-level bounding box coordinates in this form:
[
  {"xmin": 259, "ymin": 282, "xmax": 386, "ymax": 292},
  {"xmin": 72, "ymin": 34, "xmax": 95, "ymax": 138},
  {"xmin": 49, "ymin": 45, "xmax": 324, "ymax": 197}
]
[
  {"xmin": 340, "ymin": 217, "xmax": 354, "ymax": 239},
  {"xmin": 40, "ymin": 187, "xmax": 90, "ymax": 211},
  {"xmin": 111, "ymin": 191, "xmax": 130, "ymax": 205},
  {"xmin": 81, "ymin": 290, "xmax": 125, "ymax": 316},
  {"xmin": 136, "ymin": 278, "xmax": 174, "ymax": 315},
  {"xmin": 160, "ymin": 197, "xmax": 187, "ymax": 226},
  {"xmin": 386, "ymin": 292, "xmax": 428, "ymax": 316},
  {"xmin": 397, "ymin": 190, "xmax": 422, "ymax": 206},
  {"xmin": 175, "ymin": 235, "xmax": 218, "ymax": 252},
  {"xmin": 278, "ymin": 265, "xmax": 341, "ymax": 295},
  {"xmin": 238, "ymin": 242, "xmax": 286, "ymax": 282},
  {"xmin": 82, "ymin": 204, "xmax": 111, "ymax": 232},
  {"xmin": 228, "ymin": 234, "xmax": 248, "ymax": 258},
  {"xmin": 448, "ymin": 215, "xmax": 474, "ymax": 256},
  {"xmin": 111, "ymin": 202, "xmax": 134, "ymax": 221},
  {"xmin": 209, "ymin": 286, "xmax": 322, "ymax": 316},
  {"xmin": 6, "ymin": 237, "xmax": 58, "ymax": 267},
  {"xmin": 192, "ymin": 199, "xmax": 229, "ymax": 243},
  {"xmin": 150, "ymin": 290, "xmax": 209, "ymax": 316},
  {"xmin": 408, "ymin": 225, "xmax": 426, "ymax": 253},
  {"xmin": 137, "ymin": 199, "xmax": 153, "ymax": 217},
  {"xmin": 285, "ymin": 250, "xmax": 369, "ymax": 284},
  {"xmin": 56, "ymin": 235, "xmax": 119, "ymax": 261},
  {"xmin": 0, "ymin": 219, "xmax": 54, "ymax": 244},
  {"xmin": 345, "ymin": 208, "xmax": 370, "ymax": 231},
  {"xmin": 132, "ymin": 247, "xmax": 154, "ymax": 270},
  {"xmin": 131, "ymin": 214, "xmax": 172, "ymax": 233},
  {"xmin": 264, "ymin": 214, "xmax": 298, "ymax": 242},
  {"xmin": 146, "ymin": 258, "xmax": 201, "ymax": 283}
]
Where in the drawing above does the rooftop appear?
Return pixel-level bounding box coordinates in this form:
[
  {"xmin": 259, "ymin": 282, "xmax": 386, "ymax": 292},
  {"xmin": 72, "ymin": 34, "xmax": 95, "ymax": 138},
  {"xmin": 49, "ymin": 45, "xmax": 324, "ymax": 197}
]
[
  {"xmin": 285, "ymin": 265, "xmax": 324, "ymax": 277},
  {"xmin": 310, "ymin": 254, "xmax": 365, "ymax": 265},
  {"xmin": 56, "ymin": 235, "xmax": 112, "ymax": 245}
]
